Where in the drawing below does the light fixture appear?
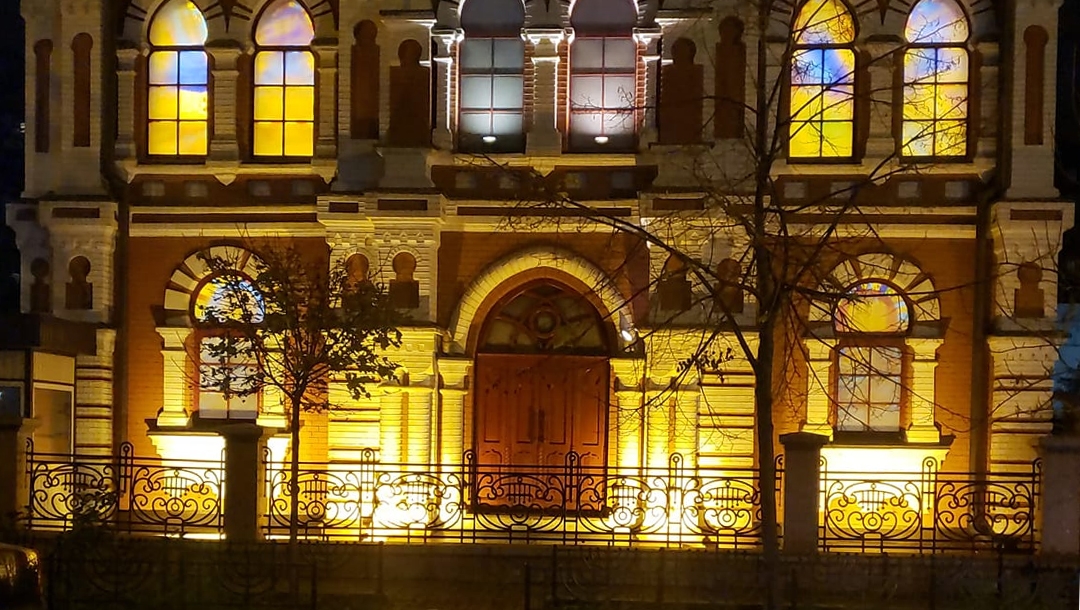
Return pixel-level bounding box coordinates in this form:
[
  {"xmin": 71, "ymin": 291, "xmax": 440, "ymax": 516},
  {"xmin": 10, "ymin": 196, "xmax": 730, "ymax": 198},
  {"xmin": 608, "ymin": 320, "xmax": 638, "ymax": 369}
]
[
  {"xmin": 618, "ymin": 313, "xmax": 637, "ymax": 344},
  {"xmin": 594, "ymin": 135, "xmax": 609, "ymax": 145},
  {"xmin": 620, "ymin": 328, "xmax": 636, "ymax": 343},
  {"xmin": 482, "ymin": 135, "xmax": 497, "ymax": 144}
]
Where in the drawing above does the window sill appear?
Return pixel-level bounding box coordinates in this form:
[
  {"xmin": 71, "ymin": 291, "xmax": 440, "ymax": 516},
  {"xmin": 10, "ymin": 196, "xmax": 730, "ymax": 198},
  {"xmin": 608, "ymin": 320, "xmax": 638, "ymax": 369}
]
[{"xmin": 821, "ymin": 435, "xmax": 954, "ymax": 474}]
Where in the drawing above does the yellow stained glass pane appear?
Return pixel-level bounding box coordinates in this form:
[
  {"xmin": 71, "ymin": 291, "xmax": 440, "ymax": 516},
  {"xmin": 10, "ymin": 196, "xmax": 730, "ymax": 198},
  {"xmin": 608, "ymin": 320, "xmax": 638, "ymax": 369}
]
[
  {"xmin": 148, "ymin": 51, "xmax": 178, "ymax": 85},
  {"xmin": 819, "ymin": 121, "xmax": 852, "ymax": 156},
  {"xmin": 793, "ymin": 0, "xmax": 855, "ymax": 44},
  {"xmin": 178, "ymin": 121, "xmax": 207, "ymax": 155},
  {"xmin": 254, "ymin": 122, "xmax": 284, "ymax": 156},
  {"xmin": 905, "ymin": 0, "xmax": 968, "ymax": 44},
  {"xmin": 255, "ymin": 0, "xmax": 314, "ymax": 46},
  {"xmin": 148, "ymin": 86, "xmax": 179, "ymax": 120},
  {"xmin": 790, "ymin": 86, "xmax": 823, "ymax": 122},
  {"xmin": 901, "ymin": 120, "xmax": 933, "ymax": 156},
  {"xmin": 903, "ymin": 84, "xmax": 935, "ymax": 120},
  {"xmin": 789, "ymin": 121, "xmax": 822, "ymax": 157},
  {"xmin": 284, "ymin": 86, "xmax": 314, "ymax": 121},
  {"xmin": 903, "ymin": 48, "xmax": 936, "ymax": 84},
  {"xmin": 254, "ymin": 86, "xmax": 285, "ymax": 121},
  {"xmin": 178, "ymin": 86, "xmax": 208, "ymax": 120},
  {"xmin": 937, "ymin": 84, "xmax": 967, "ymax": 119},
  {"xmin": 148, "ymin": 121, "xmax": 177, "ymax": 155},
  {"xmin": 935, "ymin": 48, "xmax": 968, "ymax": 82},
  {"xmin": 283, "ymin": 122, "xmax": 313, "ymax": 156},
  {"xmin": 149, "ymin": 0, "xmax": 208, "ymax": 46},
  {"xmin": 936, "ymin": 120, "xmax": 966, "ymax": 155},
  {"xmin": 254, "ymin": 52, "xmax": 285, "ymax": 86},
  {"xmin": 284, "ymin": 51, "xmax": 315, "ymax": 85},
  {"xmin": 835, "ymin": 282, "xmax": 909, "ymax": 333},
  {"xmin": 820, "ymin": 86, "xmax": 853, "ymax": 120}
]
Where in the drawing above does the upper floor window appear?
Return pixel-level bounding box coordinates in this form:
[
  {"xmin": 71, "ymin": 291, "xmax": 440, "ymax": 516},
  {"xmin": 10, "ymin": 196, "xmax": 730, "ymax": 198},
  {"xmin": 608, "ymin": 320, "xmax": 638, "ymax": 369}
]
[
  {"xmin": 789, "ymin": 0, "xmax": 855, "ymax": 159},
  {"xmin": 902, "ymin": 0, "xmax": 969, "ymax": 158},
  {"xmin": 834, "ymin": 282, "xmax": 909, "ymax": 433},
  {"xmin": 253, "ymin": 0, "xmax": 315, "ymax": 157},
  {"xmin": 458, "ymin": 0, "xmax": 525, "ymax": 153},
  {"xmin": 147, "ymin": 0, "xmax": 209, "ymax": 156},
  {"xmin": 569, "ymin": 0, "xmax": 638, "ymax": 151}
]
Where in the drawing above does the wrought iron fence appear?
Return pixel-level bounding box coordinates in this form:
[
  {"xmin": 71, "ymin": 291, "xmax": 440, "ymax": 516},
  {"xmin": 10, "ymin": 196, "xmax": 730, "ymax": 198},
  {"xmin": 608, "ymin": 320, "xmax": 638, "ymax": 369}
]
[
  {"xmin": 23, "ymin": 439, "xmax": 225, "ymax": 536},
  {"xmin": 263, "ymin": 448, "xmax": 775, "ymax": 548},
  {"xmin": 819, "ymin": 457, "xmax": 1041, "ymax": 553}
]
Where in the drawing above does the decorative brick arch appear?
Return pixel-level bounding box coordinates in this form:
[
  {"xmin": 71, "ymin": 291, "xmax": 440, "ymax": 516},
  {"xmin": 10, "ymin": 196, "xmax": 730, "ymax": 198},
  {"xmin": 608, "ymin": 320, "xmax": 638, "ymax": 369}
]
[
  {"xmin": 809, "ymin": 252, "xmax": 941, "ymax": 325},
  {"xmin": 448, "ymin": 246, "xmax": 630, "ymax": 354},
  {"xmin": 162, "ymin": 245, "xmax": 263, "ymax": 323}
]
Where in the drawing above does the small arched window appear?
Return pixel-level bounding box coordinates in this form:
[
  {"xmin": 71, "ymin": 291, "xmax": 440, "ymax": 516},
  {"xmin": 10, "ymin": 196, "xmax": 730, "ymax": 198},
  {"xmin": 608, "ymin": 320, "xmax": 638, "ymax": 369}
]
[
  {"xmin": 253, "ymin": 0, "xmax": 316, "ymax": 157},
  {"xmin": 458, "ymin": 0, "xmax": 526, "ymax": 152},
  {"xmin": 192, "ymin": 273, "xmax": 265, "ymax": 420},
  {"xmin": 901, "ymin": 0, "xmax": 969, "ymax": 157},
  {"xmin": 569, "ymin": 0, "xmax": 638, "ymax": 151},
  {"xmin": 193, "ymin": 273, "xmax": 265, "ymax": 324},
  {"xmin": 147, "ymin": 0, "xmax": 209, "ymax": 156},
  {"xmin": 789, "ymin": 0, "xmax": 856, "ymax": 159}
]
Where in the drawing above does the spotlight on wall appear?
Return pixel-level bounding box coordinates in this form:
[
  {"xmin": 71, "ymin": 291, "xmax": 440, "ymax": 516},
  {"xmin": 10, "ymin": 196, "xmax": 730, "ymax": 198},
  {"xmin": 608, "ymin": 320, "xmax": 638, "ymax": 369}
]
[
  {"xmin": 618, "ymin": 313, "xmax": 637, "ymax": 344},
  {"xmin": 482, "ymin": 135, "xmax": 498, "ymax": 144},
  {"xmin": 594, "ymin": 135, "xmax": 609, "ymax": 145}
]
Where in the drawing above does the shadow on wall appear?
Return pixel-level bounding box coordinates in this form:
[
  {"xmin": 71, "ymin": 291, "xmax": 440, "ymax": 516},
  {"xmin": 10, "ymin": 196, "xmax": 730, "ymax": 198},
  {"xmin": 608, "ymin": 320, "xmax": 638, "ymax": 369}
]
[{"xmin": 0, "ymin": 223, "xmax": 18, "ymax": 313}]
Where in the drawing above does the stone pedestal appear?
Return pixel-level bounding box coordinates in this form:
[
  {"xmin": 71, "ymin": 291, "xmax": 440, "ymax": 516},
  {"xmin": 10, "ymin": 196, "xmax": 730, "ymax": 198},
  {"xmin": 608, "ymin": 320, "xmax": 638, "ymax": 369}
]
[
  {"xmin": 1037, "ymin": 435, "xmax": 1080, "ymax": 555},
  {"xmin": 779, "ymin": 431, "xmax": 829, "ymax": 554},
  {"xmin": 221, "ymin": 423, "xmax": 266, "ymax": 542}
]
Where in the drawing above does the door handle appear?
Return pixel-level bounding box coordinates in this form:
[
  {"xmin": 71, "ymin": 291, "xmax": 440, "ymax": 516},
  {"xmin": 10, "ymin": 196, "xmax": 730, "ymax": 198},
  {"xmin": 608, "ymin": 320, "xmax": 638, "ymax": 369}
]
[{"xmin": 538, "ymin": 410, "xmax": 546, "ymax": 443}]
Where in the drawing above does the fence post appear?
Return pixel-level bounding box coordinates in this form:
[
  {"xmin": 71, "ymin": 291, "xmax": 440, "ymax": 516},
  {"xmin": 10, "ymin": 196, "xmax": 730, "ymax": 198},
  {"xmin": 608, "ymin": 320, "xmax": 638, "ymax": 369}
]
[
  {"xmin": 220, "ymin": 423, "xmax": 266, "ymax": 541},
  {"xmin": 1036, "ymin": 435, "xmax": 1080, "ymax": 555},
  {"xmin": 779, "ymin": 432, "xmax": 828, "ymax": 554}
]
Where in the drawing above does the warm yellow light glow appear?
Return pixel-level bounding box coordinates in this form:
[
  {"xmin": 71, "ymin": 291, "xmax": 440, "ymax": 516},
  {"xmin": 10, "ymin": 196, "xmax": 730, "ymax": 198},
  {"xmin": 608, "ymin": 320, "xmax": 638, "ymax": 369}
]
[{"xmin": 789, "ymin": 0, "xmax": 855, "ymax": 159}]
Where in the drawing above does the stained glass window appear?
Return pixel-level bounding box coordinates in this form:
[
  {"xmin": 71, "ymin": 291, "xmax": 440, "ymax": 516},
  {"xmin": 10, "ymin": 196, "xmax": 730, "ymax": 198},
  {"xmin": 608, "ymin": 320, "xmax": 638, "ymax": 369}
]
[
  {"xmin": 789, "ymin": 0, "xmax": 855, "ymax": 159},
  {"xmin": 480, "ymin": 284, "xmax": 608, "ymax": 353},
  {"xmin": 834, "ymin": 281, "xmax": 910, "ymax": 334},
  {"xmin": 902, "ymin": 0, "xmax": 969, "ymax": 157},
  {"xmin": 458, "ymin": 0, "xmax": 526, "ymax": 152},
  {"xmin": 253, "ymin": 0, "xmax": 315, "ymax": 157},
  {"xmin": 199, "ymin": 335, "xmax": 259, "ymax": 419},
  {"xmin": 193, "ymin": 275, "xmax": 265, "ymax": 323},
  {"xmin": 569, "ymin": 0, "xmax": 638, "ymax": 151},
  {"xmin": 837, "ymin": 346, "xmax": 902, "ymax": 432},
  {"xmin": 147, "ymin": 0, "xmax": 208, "ymax": 156}
]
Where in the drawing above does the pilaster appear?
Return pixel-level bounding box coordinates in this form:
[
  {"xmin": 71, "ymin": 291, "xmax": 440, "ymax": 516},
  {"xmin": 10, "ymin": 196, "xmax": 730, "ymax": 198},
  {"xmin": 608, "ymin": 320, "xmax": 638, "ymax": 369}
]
[
  {"xmin": 207, "ymin": 45, "xmax": 241, "ymax": 164},
  {"xmin": 431, "ymin": 29, "xmax": 457, "ymax": 150},
  {"xmin": 906, "ymin": 338, "xmax": 943, "ymax": 443},
  {"xmin": 156, "ymin": 327, "xmax": 193, "ymax": 428},
  {"xmin": 611, "ymin": 357, "xmax": 645, "ymax": 469},
  {"xmin": 803, "ymin": 338, "xmax": 835, "ymax": 438},
  {"xmin": 114, "ymin": 46, "xmax": 139, "ymax": 161},
  {"xmin": 634, "ymin": 28, "xmax": 661, "ymax": 148},
  {"xmin": 313, "ymin": 43, "xmax": 339, "ymax": 162},
  {"xmin": 525, "ymin": 29, "xmax": 564, "ymax": 154},
  {"xmin": 437, "ymin": 357, "xmax": 471, "ymax": 466}
]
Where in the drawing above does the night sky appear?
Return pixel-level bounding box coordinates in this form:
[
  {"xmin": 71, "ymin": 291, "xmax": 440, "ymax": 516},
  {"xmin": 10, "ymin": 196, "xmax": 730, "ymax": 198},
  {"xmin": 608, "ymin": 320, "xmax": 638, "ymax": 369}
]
[{"xmin": 0, "ymin": 0, "xmax": 22, "ymax": 313}]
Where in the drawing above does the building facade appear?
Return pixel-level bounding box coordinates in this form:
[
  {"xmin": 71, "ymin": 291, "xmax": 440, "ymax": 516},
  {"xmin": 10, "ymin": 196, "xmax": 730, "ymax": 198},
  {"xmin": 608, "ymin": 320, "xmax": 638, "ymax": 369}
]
[{"xmin": 1, "ymin": 0, "xmax": 1074, "ymax": 542}]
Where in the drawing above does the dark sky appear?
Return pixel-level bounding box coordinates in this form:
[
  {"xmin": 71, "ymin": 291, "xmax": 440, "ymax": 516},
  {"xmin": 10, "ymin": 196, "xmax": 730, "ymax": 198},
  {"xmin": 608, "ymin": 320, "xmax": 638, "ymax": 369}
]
[{"xmin": 0, "ymin": 0, "xmax": 22, "ymax": 313}]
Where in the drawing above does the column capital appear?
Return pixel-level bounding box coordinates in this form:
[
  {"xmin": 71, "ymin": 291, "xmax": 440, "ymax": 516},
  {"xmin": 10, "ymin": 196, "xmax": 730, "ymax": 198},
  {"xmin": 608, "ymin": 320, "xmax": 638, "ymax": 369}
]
[
  {"xmin": 907, "ymin": 337, "xmax": 943, "ymax": 360},
  {"xmin": 156, "ymin": 326, "xmax": 194, "ymax": 349},
  {"xmin": 206, "ymin": 45, "xmax": 243, "ymax": 70},
  {"xmin": 438, "ymin": 357, "xmax": 472, "ymax": 388}
]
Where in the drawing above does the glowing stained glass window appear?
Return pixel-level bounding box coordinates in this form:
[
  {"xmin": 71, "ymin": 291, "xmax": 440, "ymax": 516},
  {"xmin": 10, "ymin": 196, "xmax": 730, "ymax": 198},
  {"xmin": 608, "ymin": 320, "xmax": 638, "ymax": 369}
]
[
  {"xmin": 834, "ymin": 281, "xmax": 910, "ymax": 334},
  {"xmin": 789, "ymin": 0, "xmax": 855, "ymax": 159},
  {"xmin": 254, "ymin": 0, "xmax": 315, "ymax": 157},
  {"xmin": 902, "ymin": 0, "xmax": 969, "ymax": 157},
  {"xmin": 193, "ymin": 275, "xmax": 265, "ymax": 323},
  {"xmin": 147, "ymin": 0, "xmax": 208, "ymax": 156}
]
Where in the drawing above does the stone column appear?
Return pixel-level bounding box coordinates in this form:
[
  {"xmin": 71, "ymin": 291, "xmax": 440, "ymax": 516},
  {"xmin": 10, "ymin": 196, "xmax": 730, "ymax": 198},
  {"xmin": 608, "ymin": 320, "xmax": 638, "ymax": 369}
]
[
  {"xmin": 207, "ymin": 46, "xmax": 241, "ymax": 163},
  {"xmin": 644, "ymin": 385, "xmax": 670, "ymax": 470},
  {"xmin": 114, "ymin": 47, "xmax": 139, "ymax": 161},
  {"xmin": 74, "ymin": 328, "xmax": 115, "ymax": 455},
  {"xmin": 634, "ymin": 28, "xmax": 661, "ymax": 148},
  {"xmin": 156, "ymin": 327, "xmax": 193, "ymax": 427},
  {"xmin": 404, "ymin": 386, "xmax": 433, "ymax": 464},
  {"xmin": 525, "ymin": 29, "xmax": 563, "ymax": 154},
  {"xmin": 611, "ymin": 358, "xmax": 644, "ymax": 469},
  {"xmin": 313, "ymin": 43, "xmax": 338, "ymax": 161},
  {"xmin": 906, "ymin": 338, "xmax": 943, "ymax": 443},
  {"xmin": 431, "ymin": 29, "xmax": 457, "ymax": 150},
  {"xmin": 437, "ymin": 358, "xmax": 471, "ymax": 467},
  {"xmin": 864, "ymin": 40, "xmax": 899, "ymax": 158},
  {"xmin": 379, "ymin": 388, "xmax": 404, "ymax": 464},
  {"xmin": 1037, "ymin": 435, "xmax": 1080, "ymax": 555},
  {"xmin": 220, "ymin": 423, "xmax": 265, "ymax": 542},
  {"xmin": 803, "ymin": 339, "xmax": 834, "ymax": 437},
  {"xmin": 779, "ymin": 432, "xmax": 829, "ymax": 554}
]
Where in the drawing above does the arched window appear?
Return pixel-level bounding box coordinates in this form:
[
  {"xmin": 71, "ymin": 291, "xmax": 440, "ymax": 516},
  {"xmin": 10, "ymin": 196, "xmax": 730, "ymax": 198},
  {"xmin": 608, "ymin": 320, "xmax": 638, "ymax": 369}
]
[
  {"xmin": 192, "ymin": 274, "xmax": 265, "ymax": 420},
  {"xmin": 458, "ymin": 0, "xmax": 525, "ymax": 152},
  {"xmin": 253, "ymin": 0, "xmax": 315, "ymax": 157},
  {"xmin": 789, "ymin": 0, "xmax": 856, "ymax": 159},
  {"xmin": 834, "ymin": 282, "xmax": 909, "ymax": 433},
  {"xmin": 569, "ymin": 0, "xmax": 638, "ymax": 151},
  {"xmin": 902, "ymin": 0, "xmax": 969, "ymax": 157},
  {"xmin": 147, "ymin": 0, "xmax": 209, "ymax": 156},
  {"xmin": 480, "ymin": 283, "xmax": 609, "ymax": 353}
]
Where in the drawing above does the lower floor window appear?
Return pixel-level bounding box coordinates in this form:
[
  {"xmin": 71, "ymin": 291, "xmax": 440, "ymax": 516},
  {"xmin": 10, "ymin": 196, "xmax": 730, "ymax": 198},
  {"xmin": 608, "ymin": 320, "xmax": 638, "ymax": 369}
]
[
  {"xmin": 198, "ymin": 336, "xmax": 259, "ymax": 420},
  {"xmin": 836, "ymin": 346, "xmax": 902, "ymax": 432}
]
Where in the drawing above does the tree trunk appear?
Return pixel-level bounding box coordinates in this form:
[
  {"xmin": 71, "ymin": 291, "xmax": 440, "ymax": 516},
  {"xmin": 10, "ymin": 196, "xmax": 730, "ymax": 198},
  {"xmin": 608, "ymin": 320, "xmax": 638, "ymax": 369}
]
[
  {"xmin": 754, "ymin": 320, "xmax": 780, "ymax": 610},
  {"xmin": 289, "ymin": 396, "xmax": 301, "ymax": 546}
]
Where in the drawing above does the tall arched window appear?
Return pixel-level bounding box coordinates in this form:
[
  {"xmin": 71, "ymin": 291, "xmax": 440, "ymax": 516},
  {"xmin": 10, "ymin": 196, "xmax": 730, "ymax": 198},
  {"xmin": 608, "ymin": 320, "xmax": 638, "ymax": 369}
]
[
  {"xmin": 789, "ymin": 0, "xmax": 856, "ymax": 159},
  {"xmin": 147, "ymin": 0, "xmax": 209, "ymax": 156},
  {"xmin": 569, "ymin": 0, "xmax": 638, "ymax": 151},
  {"xmin": 253, "ymin": 0, "xmax": 315, "ymax": 157},
  {"xmin": 902, "ymin": 0, "xmax": 969, "ymax": 157},
  {"xmin": 834, "ymin": 282, "xmax": 909, "ymax": 433},
  {"xmin": 458, "ymin": 0, "xmax": 526, "ymax": 152}
]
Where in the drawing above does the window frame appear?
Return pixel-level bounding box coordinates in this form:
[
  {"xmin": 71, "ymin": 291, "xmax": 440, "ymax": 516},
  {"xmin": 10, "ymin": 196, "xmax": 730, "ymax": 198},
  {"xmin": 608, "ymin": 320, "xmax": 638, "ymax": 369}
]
[
  {"xmin": 194, "ymin": 330, "xmax": 262, "ymax": 421},
  {"xmin": 144, "ymin": 2, "xmax": 211, "ymax": 160},
  {"xmin": 568, "ymin": 35, "xmax": 639, "ymax": 152},
  {"xmin": 251, "ymin": 2, "xmax": 317, "ymax": 160},
  {"xmin": 833, "ymin": 341, "xmax": 907, "ymax": 435},
  {"xmin": 456, "ymin": 35, "xmax": 527, "ymax": 154}
]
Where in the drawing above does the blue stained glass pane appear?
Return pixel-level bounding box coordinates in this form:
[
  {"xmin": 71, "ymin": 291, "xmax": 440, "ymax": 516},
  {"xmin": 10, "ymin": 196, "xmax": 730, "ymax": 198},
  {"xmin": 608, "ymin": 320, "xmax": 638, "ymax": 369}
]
[
  {"xmin": 905, "ymin": 0, "xmax": 968, "ymax": 44},
  {"xmin": 178, "ymin": 50, "xmax": 208, "ymax": 85},
  {"xmin": 821, "ymin": 48, "xmax": 854, "ymax": 84},
  {"xmin": 256, "ymin": 0, "xmax": 315, "ymax": 46}
]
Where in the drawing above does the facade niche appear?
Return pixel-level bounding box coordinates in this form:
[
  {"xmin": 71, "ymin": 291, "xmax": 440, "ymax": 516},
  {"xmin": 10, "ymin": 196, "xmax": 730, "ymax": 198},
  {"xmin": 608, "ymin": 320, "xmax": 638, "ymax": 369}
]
[
  {"xmin": 659, "ymin": 38, "xmax": 703, "ymax": 144},
  {"xmin": 30, "ymin": 258, "xmax": 51, "ymax": 314},
  {"xmin": 716, "ymin": 258, "xmax": 744, "ymax": 314},
  {"xmin": 1024, "ymin": 25, "xmax": 1048, "ymax": 146},
  {"xmin": 352, "ymin": 21, "xmax": 380, "ymax": 140},
  {"xmin": 34, "ymin": 40, "xmax": 52, "ymax": 153},
  {"xmin": 657, "ymin": 256, "xmax": 692, "ymax": 311},
  {"xmin": 1014, "ymin": 262, "xmax": 1044, "ymax": 318},
  {"xmin": 345, "ymin": 253, "xmax": 372, "ymax": 288},
  {"xmin": 714, "ymin": 17, "xmax": 746, "ymax": 139},
  {"xmin": 65, "ymin": 256, "xmax": 93, "ymax": 310},
  {"xmin": 72, "ymin": 33, "xmax": 93, "ymax": 147},
  {"xmin": 388, "ymin": 40, "xmax": 430, "ymax": 146},
  {"xmin": 389, "ymin": 252, "xmax": 420, "ymax": 309}
]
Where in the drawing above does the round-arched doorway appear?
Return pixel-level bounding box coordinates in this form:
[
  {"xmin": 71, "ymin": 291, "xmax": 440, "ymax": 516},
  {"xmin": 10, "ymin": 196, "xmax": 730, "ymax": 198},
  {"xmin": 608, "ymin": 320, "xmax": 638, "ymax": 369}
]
[{"xmin": 473, "ymin": 280, "xmax": 612, "ymax": 473}]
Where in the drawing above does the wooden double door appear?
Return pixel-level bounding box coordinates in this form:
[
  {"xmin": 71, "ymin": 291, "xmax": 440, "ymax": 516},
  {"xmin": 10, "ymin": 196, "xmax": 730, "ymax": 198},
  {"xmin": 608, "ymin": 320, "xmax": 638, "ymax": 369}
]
[{"xmin": 475, "ymin": 353, "xmax": 609, "ymax": 472}]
